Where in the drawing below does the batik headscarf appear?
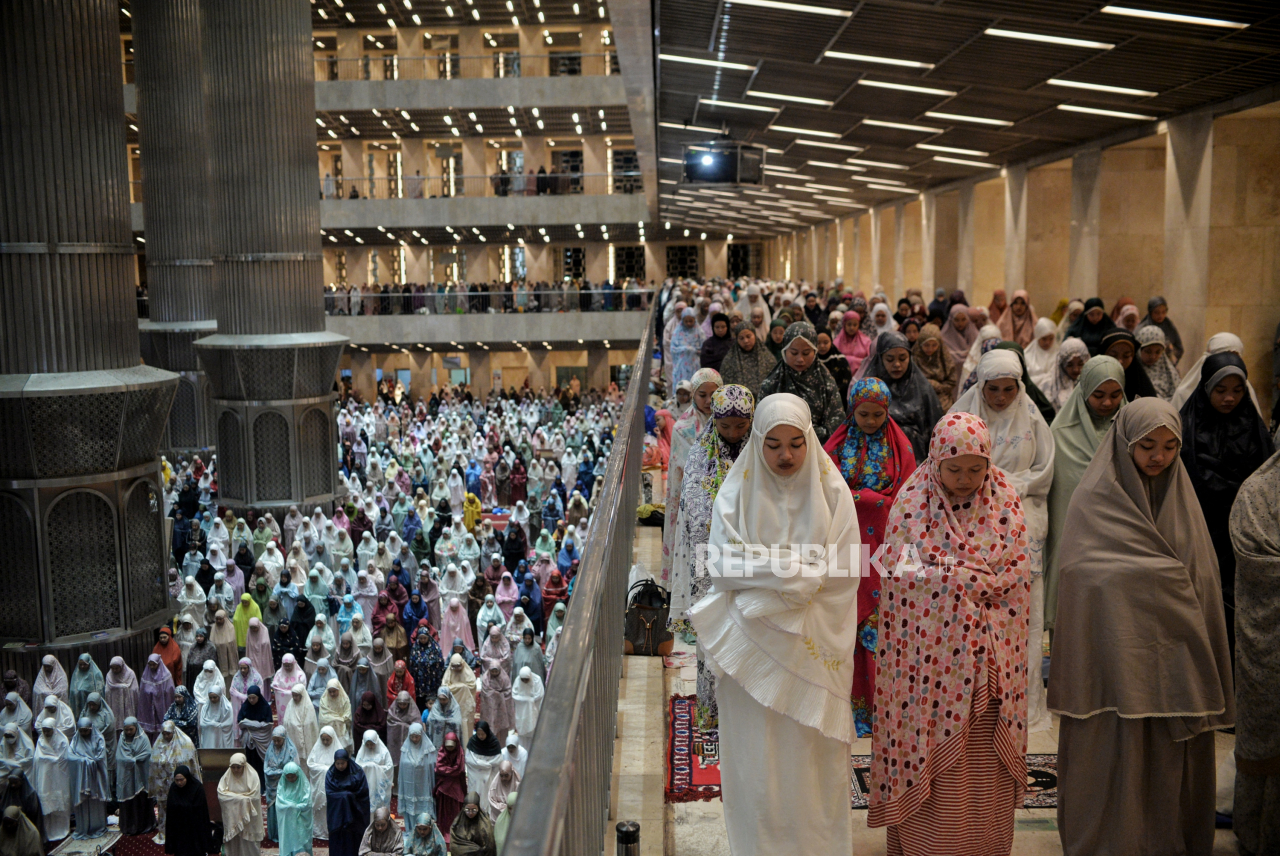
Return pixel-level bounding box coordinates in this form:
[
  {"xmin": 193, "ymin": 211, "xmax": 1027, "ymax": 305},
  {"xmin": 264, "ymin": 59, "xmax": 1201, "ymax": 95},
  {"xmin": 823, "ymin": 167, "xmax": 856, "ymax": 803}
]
[
  {"xmin": 1134, "ymin": 325, "xmax": 1180, "ymax": 401},
  {"xmin": 717, "ymin": 321, "xmax": 776, "ymax": 400},
  {"xmin": 759, "ymin": 322, "xmax": 846, "ymax": 443},
  {"xmin": 836, "ymin": 379, "xmax": 894, "ymax": 492}
]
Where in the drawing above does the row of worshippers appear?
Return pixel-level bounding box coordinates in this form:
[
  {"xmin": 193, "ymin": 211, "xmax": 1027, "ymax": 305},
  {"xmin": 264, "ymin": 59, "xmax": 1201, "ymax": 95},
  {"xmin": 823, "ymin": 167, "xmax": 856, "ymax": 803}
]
[
  {"xmin": 323, "ymin": 276, "xmax": 650, "ymax": 316},
  {"xmin": 651, "ymin": 293, "xmax": 1276, "ymax": 855}
]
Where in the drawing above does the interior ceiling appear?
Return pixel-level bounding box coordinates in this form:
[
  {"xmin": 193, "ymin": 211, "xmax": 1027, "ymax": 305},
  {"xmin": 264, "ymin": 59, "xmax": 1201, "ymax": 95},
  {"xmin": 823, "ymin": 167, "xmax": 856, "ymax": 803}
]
[
  {"xmin": 657, "ymin": 0, "xmax": 1280, "ymax": 236},
  {"xmin": 119, "ymin": 0, "xmax": 605, "ymax": 31},
  {"xmin": 313, "ymin": 105, "xmax": 632, "ymax": 140},
  {"xmin": 317, "ymin": 221, "xmax": 719, "ymax": 249}
]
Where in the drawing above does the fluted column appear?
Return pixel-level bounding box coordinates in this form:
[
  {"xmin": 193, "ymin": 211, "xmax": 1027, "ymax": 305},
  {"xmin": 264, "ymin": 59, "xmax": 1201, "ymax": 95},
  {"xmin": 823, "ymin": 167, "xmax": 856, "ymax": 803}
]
[
  {"xmin": 133, "ymin": 0, "xmax": 218, "ymax": 452},
  {"xmin": 0, "ymin": 0, "xmax": 178, "ymax": 647},
  {"xmin": 193, "ymin": 0, "xmax": 347, "ymax": 509}
]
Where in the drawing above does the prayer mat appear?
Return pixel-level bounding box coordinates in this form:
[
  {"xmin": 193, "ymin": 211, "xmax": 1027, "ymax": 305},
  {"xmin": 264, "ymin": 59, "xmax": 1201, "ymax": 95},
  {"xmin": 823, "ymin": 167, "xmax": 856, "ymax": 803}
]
[
  {"xmin": 666, "ymin": 694, "xmax": 1060, "ymax": 809},
  {"xmin": 50, "ymin": 831, "xmax": 121, "ymax": 856}
]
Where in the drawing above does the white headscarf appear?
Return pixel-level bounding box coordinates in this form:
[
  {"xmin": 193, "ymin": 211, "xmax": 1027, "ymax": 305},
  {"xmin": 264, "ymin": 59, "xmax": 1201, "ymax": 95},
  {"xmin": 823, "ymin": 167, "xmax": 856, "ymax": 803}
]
[
  {"xmin": 1024, "ymin": 317, "xmax": 1060, "ymax": 388},
  {"xmin": 1169, "ymin": 332, "xmax": 1262, "ymax": 412},
  {"xmin": 869, "ymin": 301, "xmax": 898, "ymax": 338},
  {"xmin": 688, "ymin": 393, "xmax": 861, "ymax": 744}
]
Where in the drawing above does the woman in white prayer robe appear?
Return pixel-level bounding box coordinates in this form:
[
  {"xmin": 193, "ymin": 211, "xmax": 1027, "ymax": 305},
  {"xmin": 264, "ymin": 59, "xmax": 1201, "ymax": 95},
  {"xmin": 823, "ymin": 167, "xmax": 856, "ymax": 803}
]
[
  {"xmin": 31, "ymin": 719, "xmax": 70, "ymax": 841},
  {"xmin": 198, "ymin": 690, "xmax": 235, "ymax": 750},
  {"xmin": 689, "ymin": 393, "xmax": 860, "ymax": 856}
]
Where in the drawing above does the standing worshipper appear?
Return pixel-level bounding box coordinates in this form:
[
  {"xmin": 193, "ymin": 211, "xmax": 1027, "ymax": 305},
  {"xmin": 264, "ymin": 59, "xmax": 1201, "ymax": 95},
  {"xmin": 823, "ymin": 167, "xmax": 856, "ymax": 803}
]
[
  {"xmin": 274, "ymin": 763, "xmax": 313, "ymax": 856},
  {"xmin": 104, "ymin": 657, "xmax": 139, "ymax": 726},
  {"xmin": 386, "ymin": 692, "xmax": 420, "ymax": 769},
  {"xmin": 432, "ymin": 733, "xmax": 467, "ymax": 838},
  {"xmin": 423, "ymin": 689, "xmax": 461, "ymax": 751},
  {"xmin": 718, "ymin": 321, "xmax": 775, "ymax": 401},
  {"xmin": 1136, "ymin": 295, "xmax": 1184, "ymax": 364},
  {"xmin": 163, "ymin": 765, "xmax": 211, "ymax": 856},
  {"xmin": 1229, "ymin": 448, "xmax": 1280, "ymax": 855},
  {"xmin": 150, "ymin": 722, "xmax": 200, "ymax": 843},
  {"xmin": 355, "ymin": 731, "xmax": 394, "ymax": 812},
  {"xmin": 463, "ymin": 722, "xmax": 502, "ymax": 802},
  {"xmin": 397, "ymin": 724, "xmax": 436, "ymax": 820},
  {"xmin": 1179, "ymin": 352, "xmax": 1274, "ymax": 659},
  {"xmin": 263, "ymin": 727, "xmax": 299, "ymax": 843},
  {"xmin": 668, "ymin": 308, "xmax": 705, "ymax": 388},
  {"xmin": 218, "ymin": 754, "xmax": 264, "ymax": 856},
  {"xmin": 477, "ymin": 667, "xmax": 514, "ymax": 741},
  {"xmin": 1049, "ymin": 398, "xmax": 1233, "ymax": 856},
  {"xmin": 948, "ymin": 350, "xmax": 1056, "ymax": 732},
  {"xmin": 912, "ymin": 323, "xmax": 960, "ymax": 411},
  {"xmin": 1100, "ymin": 329, "xmax": 1158, "ymax": 401},
  {"xmin": 511, "ymin": 628, "xmax": 545, "ymax": 683},
  {"xmin": 115, "ymin": 717, "xmax": 153, "ymax": 834},
  {"xmin": 210, "ymin": 611, "xmax": 239, "ymax": 677},
  {"xmin": 1025, "ymin": 318, "xmax": 1060, "ymax": 388},
  {"xmin": 1065, "ymin": 297, "xmax": 1115, "ymax": 355},
  {"xmin": 0, "ymin": 806, "xmax": 42, "ymax": 856},
  {"xmin": 198, "ymin": 690, "xmax": 235, "ymax": 749},
  {"xmin": 68, "ymin": 719, "xmax": 110, "ymax": 839},
  {"xmin": 759, "ymin": 322, "xmax": 846, "ymax": 443},
  {"xmin": 822, "ymin": 378, "xmax": 917, "ymax": 738},
  {"xmin": 139, "ymin": 655, "xmax": 175, "ymax": 740},
  {"xmin": 31, "ymin": 721, "xmax": 69, "ymax": 843},
  {"xmin": 869, "ymin": 412, "xmax": 1030, "ymax": 854},
  {"xmin": 832, "ymin": 311, "xmax": 874, "ymax": 376},
  {"xmin": 408, "ymin": 624, "xmax": 446, "ymax": 710},
  {"xmin": 284, "ymin": 684, "xmax": 321, "ymax": 764},
  {"xmin": 939, "ymin": 304, "xmax": 979, "ymax": 367},
  {"xmin": 306, "ymin": 728, "xmax": 341, "ymax": 841},
  {"xmin": 33, "ymin": 659, "xmax": 68, "ymax": 707},
  {"xmin": 698, "ymin": 313, "xmax": 734, "ymax": 373},
  {"xmin": 510, "ymin": 668, "xmax": 543, "ymax": 737},
  {"xmin": 996, "ymin": 289, "xmax": 1038, "ymax": 348},
  {"xmin": 325, "ymin": 750, "xmax": 371, "ymax": 856},
  {"xmin": 68, "ymin": 656, "xmax": 104, "ymax": 718},
  {"xmin": 688, "ymin": 394, "xmax": 861, "ymax": 856},
  {"xmin": 1135, "ymin": 326, "xmax": 1180, "ymax": 401},
  {"xmin": 862, "ymin": 331, "xmax": 945, "ymax": 461},
  {"xmin": 319, "ymin": 681, "xmax": 354, "ymax": 751}
]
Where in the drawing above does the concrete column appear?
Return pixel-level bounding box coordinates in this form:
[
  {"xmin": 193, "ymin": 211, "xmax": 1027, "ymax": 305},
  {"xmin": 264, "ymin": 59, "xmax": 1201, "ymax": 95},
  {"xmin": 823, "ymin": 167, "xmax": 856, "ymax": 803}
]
[
  {"xmin": 1068, "ymin": 148, "xmax": 1102, "ymax": 300},
  {"xmin": 470, "ymin": 350, "xmax": 492, "ymax": 396},
  {"xmin": 934, "ymin": 193, "xmax": 959, "ymax": 294},
  {"xmin": 921, "ymin": 193, "xmax": 937, "ymax": 297},
  {"xmin": 893, "ymin": 202, "xmax": 906, "ymax": 298},
  {"xmin": 870, "ymin": 209, "xmax": 882, "ymax": 290},
  {"xmin": 587, "ymin": 346, "xmax": 610, "ymax": 391},
  {"xmin": 194, "ymin": 0, "xmax": 346, "ymax": 509},
  {"xmin": 957, "ymin": 185, "xmax": 975, "ymax": 296},
  {"xmin": 399, "ymin": 27, "xmax": 426, "ymax": 80},
  {"xmin": 527, "ymin": 349, "xmax": 551, "ymax": 392},
  {"xmin": 584, "ymin": 243, "xmax": 608, "ymax": 284},
  {"xmin": 851, "ymin": 216, "xmax": 861, "ymax": 292},
  {"xmin": 1163, "ymin": 113, "xmax": 1214, "ymax": 367},
  {"xmin": 522, "ymin": 135, "xmax": 549, "ymax": 173},
  {"xmin": 462, "ymin": 137, "xmax": 489, "ymax": 196},
  {"xmin": 132, "ymin": 0, "xmax": 218, "ymax": 453},
  {"xmin": 704, "ymin": 241, "xmax": 727, "ymax": 280},
  {"xmin": 1004, "ymin": 165, "xmax": 1028, "ymax": 295},
  {"xmin": 349, "ymin": 351, "xmax": 376, "ymax": 401},
  {"xmin": 0, "ymin": 0, "xmax": 179, "ymax": 648},
  {"xmin": 408, "ymin": 351, "xmax": 431, "ymax": 399}
]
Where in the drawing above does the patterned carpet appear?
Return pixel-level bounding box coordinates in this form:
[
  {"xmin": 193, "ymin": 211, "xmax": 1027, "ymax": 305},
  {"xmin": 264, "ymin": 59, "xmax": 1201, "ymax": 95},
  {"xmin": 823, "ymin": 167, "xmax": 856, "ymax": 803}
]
[{"xmin": 665, "ymin": 694, "xmax": 1060, "ymax": 809}]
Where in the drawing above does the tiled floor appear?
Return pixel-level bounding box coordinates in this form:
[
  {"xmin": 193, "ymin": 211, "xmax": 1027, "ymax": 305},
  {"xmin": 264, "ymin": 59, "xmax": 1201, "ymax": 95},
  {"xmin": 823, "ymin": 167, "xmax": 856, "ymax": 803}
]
[{"xmin": 610, "ymin": 525, "xmax": 1243, "ymax": 856}]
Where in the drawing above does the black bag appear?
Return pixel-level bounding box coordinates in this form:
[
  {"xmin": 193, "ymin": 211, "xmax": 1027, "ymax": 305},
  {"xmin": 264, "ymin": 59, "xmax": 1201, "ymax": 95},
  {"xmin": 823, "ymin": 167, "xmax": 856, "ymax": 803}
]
[{"xmin": 623, "ymin": 579, "xmax": 673, "ymax": 656}]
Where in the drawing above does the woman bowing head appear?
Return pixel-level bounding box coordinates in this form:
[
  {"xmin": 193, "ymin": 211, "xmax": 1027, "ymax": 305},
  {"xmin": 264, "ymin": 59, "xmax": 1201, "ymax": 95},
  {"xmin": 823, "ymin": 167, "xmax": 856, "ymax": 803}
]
[{"xmin": 689, "ymin": 392, "xmax": 860, "ymax": 856}]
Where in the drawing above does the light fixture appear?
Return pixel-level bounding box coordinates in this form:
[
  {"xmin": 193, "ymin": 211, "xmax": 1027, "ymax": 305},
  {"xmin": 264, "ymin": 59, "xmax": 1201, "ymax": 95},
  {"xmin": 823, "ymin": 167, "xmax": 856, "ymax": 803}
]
[
  {"xmin": 700, "ymin": 232, "xmax": 707, "ymax": 240},
  {"xmin": 861, "ymin": 118, "xmax": 942, "ymax": 133},
  {"xmin": 848, "ymin": 175, "xmax": 905, "ymax": 185},
  {"xmin": 917, "ymin": 143, "xmax": 989, "ymax": 156},
  {"xmin": 658, "ymin": 53, "xmax": 755, "ymax": 71},
  {"xmin": 1047, "ymin": 78, "xmax": 1158, "ymax": 97},
  {"xmin": 793, "ymin": 139, "xmax": 862, "ymax": 152},
  {"xmin": 933, "ymin": 155, "xmax": 998, "ymax": 168},
  {"xmin": 659, "ymin": 121, "xmax": 722, "ymax": 134},
  {"xmin": 725, "ymin": 0, "xmax": 850, "ymax": 16},
  {"xmin": 806, "ymin": 160, "xmax": 865, "ymax": 171},
  {"xmin": 803, "ymin": 183, "xmax": 855, "ymax": 193},
  {"xmin": 984, "ymin": 27, "xmax": 1114, "ymax": 49},
  {"xmin": 866, "ymin": 184, "xmax": 916, "ymax": 194},
  {"xmin": 683, "ymin": 229, "xmax": 690, "ymax": 236},
  {"xmin": 769, "ymin": 125, "xmax": 842, "ymax": 138},
  {"xmin": 858, "ymin": 79, "xmax": 956, "ymax": 97},
  {"xmin": 1058, "ymin": 104, "xmax": 1156, "ymax": 120},
  {"xmin": 746, "ymin": 91, "xmax": 834, "ymax": 107},
  {"xmin": 1100, "ymin": 5, "xmax": 1247, "ymax": 28},
  {"xmin": 699, "ymin": 97, "xmax": 778, "ymax": 112},
  {"xmin": 924, "ymin": 111, "xmax": 1014, "ymax": 127},
  {"xmin": 823, "ymin": 50, "xmax": 934, "ymax": 69}
]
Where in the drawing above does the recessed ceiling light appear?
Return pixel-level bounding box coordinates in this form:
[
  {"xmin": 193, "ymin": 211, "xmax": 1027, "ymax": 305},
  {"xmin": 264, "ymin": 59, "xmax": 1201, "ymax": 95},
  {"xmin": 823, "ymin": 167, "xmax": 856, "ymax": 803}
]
[
  {"xmin": 746, "ymin": 91, "xmax": 834, "ymax": 107},
  {"xmin": 823, "ymin": 51, "xmax": 934, "ymax": 69},
  {"xmin": 793, "ymin": 139, "xmax": 863, "ymax": 152},
  {"xmin": 933, "ymin": 155, "xmax": 998, "ymax": 168},
  {"xmin": 725, "ymin": 0, "xmax": 850, "ymax": 16},
  {"xmin": 658, "ymin": 53, "xmax": 755, "ymax": 71},
  {"xmin": 848, "ymin": 175, "xmax": 905, "ymax": 185},
  {"xmin": 1056, "ymin": 103, "xmax": 1158, "ymax": 122},
  {"xmin": 803, "ymin": 183, "xmax": 855, "ymax": 193},
  {"xmin": 806, "ymin": 160, "xmax": 865, "ymax": 171},
  {"xmin": 814, "ymin": 197, "xmax": 863, "ymax": 207},
  {"xmin": 1047, "ymin": 78, "xmax": 1157, "ymax": 97},
  {"xmin": 659, "ymin": 121, "xmax": 722, "ymax": 133},
  {"xmin": 924, "ymin": 111, "xmax": 1014, "ymax": 127},
  {"xmin": 769, "ymin": 125, "xmax": 842, "ymax": 138},
  {"xmin": 858, "ymin": 80, "xmax": 956, "ymax": 97},
  {"xmin": 917, "ymin": 143, "xmax": 989, "ymax": 157},
  {"xmin": 984, "ymin": 28, "xmax": 1114, "ymax": 50},
  {"xmin": 699, "ymin": 98, "xmax": 778, "ymax": 112},
  {"xmin": 865, "ymin": 184, "xmax": 916, "ymax": 194},
  {"xmin": 861, "ymin": 119, "xmax": 942, "ymax": 133},
  {"xmin": 1100, "ymin": 5, "xmax": 1247, "ymax": 28}
]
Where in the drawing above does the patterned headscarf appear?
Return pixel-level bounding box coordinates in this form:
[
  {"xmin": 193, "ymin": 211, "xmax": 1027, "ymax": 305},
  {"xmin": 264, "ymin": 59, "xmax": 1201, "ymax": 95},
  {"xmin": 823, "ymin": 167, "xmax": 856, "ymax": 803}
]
[
  {"xmin": 1134, "ymin": 325, "xmax": 1180, "ymax": 401},
  {"xmin": 837, "ymin": 379, "xmax": 893, "ymax": 492},
  {"xmin": 697, "ymin": 385, "xmax": 756, "ymax": 497},
  {"xmin": 781, "ymin": 321, "xmax": 818, "ymax": 350},
  {"xmin": 869, "ymin": 411, "xmax": 1030, "ymax": 825},
  {"xmin": 688, "ymin": 367, "xmax": 723, "ymax": 392}
]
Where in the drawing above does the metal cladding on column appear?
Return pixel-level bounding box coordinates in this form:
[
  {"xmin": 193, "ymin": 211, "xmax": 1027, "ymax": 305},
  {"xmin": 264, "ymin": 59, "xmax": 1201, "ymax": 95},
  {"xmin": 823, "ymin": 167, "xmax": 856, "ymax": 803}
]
[
  {"xmin": 194, "ymin": 0, "xmax": 347, "ymax": 509},
  {"xmin": 132, "ymin": 0, "xmax": 218, "ymax": 453},
  {"xmin": 0, "ymin": 0, "xmax": 179, "ymax": 648}
]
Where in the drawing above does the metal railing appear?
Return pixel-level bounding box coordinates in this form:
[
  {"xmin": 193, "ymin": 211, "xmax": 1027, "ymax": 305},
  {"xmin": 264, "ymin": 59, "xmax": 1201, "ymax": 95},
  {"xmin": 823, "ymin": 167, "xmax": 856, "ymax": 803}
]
[
  {"xmin": 325, "ymin": 287, "xmax": 651, "ymax": 314},
  {"xmin": 311, "ymin": 52, "xmax": 619, "ymax": 81},
  {"xmin": 502, "ymin": 303, "xmax": 652, "ymax": 855},
  {"xmin": 319, "ymin": 172, "xmax": 642, "ymax": 200}
]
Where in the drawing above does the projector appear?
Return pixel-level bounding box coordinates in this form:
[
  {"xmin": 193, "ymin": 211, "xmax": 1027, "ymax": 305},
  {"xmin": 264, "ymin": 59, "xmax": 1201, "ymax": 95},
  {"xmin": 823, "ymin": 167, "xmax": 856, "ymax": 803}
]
[{"xmin": 681, "ymin": 142, "xmax": 765, "ymax": 185}]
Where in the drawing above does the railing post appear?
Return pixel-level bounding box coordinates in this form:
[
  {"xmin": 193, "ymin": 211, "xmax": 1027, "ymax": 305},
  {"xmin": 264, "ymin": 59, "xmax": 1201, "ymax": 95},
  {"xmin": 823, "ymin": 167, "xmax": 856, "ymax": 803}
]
[{"xmin": 616, "ymin": 821, "xmax": 640, "ymax": 856}]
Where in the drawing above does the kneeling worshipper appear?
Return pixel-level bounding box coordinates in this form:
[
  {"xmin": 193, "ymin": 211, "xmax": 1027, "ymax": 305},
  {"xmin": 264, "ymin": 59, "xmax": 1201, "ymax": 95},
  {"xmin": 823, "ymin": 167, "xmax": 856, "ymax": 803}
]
[
  {"xmin": 31, "ymin": 721, "xmax": 69, "ymax": 842},
  {"xmin": 669, "ymin": 384, "xmax": 755, "ymax": 734},
  {"xmin": 274, "ymin": 762, "xmax": 313, "ymax": 856},
  {"xmin": 1043, "ymin": 356, "xmax": 1127, "ymax": 634},
  {"xmin": 949, "ymin": 350, "xmax": 1055, "ymax": 732},
  {"xmin": 1229, "ymin": 447, "xmax": 1280, "ymax": 856},
  {"xmin": 1179, "ymin": 352, "xmax": 1274, "ymax": 660},
  {"xmin": 405, "ymin": 814, "xmax": 447, "ymax": 856},
  {"xmin": 0, "ymin": 806, "xmax": 42, "ymax": 856},
  {"xmin": 759, "ymin": 322, "xmax": 846, "ymax": 443},
  {"xmin": 163, "ymin": 765, "xmax": 212, "ymax": 856},
  {"xmin": 326, "ymin": 749, "xmax": 371, "ymax": 856},
  {"xmin": 862, "ymin": 331, "xmax": 945, "ymax": 462},
  {"xmin": 822, "ymin": 378, "xmax": 917, "ymax": 738},
  {"xmin": 1048, "ymin": 398, "xmax": 1233, "ymax": 856},
  {"xmin": 359, "ymin": 807, "xmax": 403, "ymax": 856},
  {"xmin": 115, "ymin": 717, "xmax": 154, "ymax": 835},
  {"xmin": 689, "ymin": 393, "xmax": 861, "ymax": 856},
  {"xmin": 448, "ymin": 794, "xmax": 496, "ymax": 856},
  {"xmin": 68, "ymin": 719, "xmax": 110, "ymax": 839},
  {"xmin": 869, "ymin": 412, "xmax": 1031, "ymax": 856},
  {"xmin": 218, "ymin": 754, "xmax": 264, "ymax": 856},
  {"xmin": 149, "ymin": 721, "xmax": 200, "ymax": 843}
]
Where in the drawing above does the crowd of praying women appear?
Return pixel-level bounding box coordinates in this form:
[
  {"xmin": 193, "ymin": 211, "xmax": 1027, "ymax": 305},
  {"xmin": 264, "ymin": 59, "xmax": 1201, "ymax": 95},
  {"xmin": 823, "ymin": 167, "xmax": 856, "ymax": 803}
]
[
  {"xmin": 0, "ymin": 382, "xmax": 621, "ymax": 856},
  {"xmin": 652, "ymin": 276, "xmax": 1280, "ymax": 856}
]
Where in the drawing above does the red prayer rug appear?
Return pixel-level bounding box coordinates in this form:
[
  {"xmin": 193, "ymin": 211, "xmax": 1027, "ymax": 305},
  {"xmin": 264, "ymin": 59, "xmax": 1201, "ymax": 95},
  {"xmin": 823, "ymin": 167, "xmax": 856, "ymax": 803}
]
[{"xmin": 665, "ymin": 694, "xmax": 1059, "ymax": 809}]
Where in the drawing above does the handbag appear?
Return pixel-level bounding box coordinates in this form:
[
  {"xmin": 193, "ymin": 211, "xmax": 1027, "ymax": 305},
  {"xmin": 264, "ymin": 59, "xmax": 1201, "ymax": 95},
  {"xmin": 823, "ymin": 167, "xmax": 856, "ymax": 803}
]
[{"xmin": 623, "ymin": 579, "xmax": 673, "ymax": 656}]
